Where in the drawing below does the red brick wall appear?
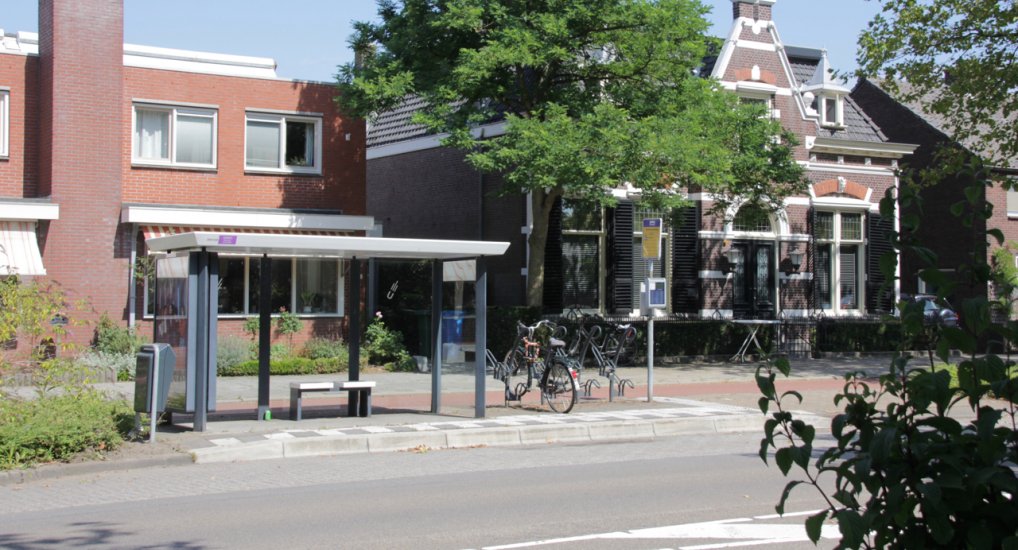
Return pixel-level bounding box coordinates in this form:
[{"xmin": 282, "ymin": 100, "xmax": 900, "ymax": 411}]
[
  {"xmin": 39, "ymin": 0, "xmax": 127, "ymax": 340},
  {"xmin": 0, "ymin": 52, "xmax": 39, "ymax": 198},
  {"xmin": 733, "ymin": 2, "xmax": 773, "ymax": 21},
  {"xmin": 122, "ymin": 69, "xmax": 365, "ymax": 213}
]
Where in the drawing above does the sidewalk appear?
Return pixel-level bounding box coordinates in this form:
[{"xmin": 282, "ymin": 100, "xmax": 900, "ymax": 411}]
[{"xmin": 1, "ymin": 355, "xmax": 896, "ymax": 484}]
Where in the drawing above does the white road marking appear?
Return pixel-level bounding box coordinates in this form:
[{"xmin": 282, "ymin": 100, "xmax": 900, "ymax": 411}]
[{"xmin": 477, "ymin": 511, "xmax": 839, "ymax": 549}]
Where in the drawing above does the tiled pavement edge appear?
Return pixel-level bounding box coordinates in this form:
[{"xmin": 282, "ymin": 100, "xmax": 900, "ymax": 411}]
[
  {"xmin": 2, "ymin": 357, "xmax": 891, "ymax": 482},
  {"xmin": 190, "ymin": 398, "xmax": 828, "ymax": 464}
]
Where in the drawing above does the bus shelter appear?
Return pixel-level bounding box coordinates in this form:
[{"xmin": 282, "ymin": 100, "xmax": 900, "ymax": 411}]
[{"xmin": 145, "ymin": 231, "xmax": 509, "ymax": 432}]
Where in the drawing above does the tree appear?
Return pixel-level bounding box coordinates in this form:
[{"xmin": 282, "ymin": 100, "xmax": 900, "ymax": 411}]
[
  {"xmin": 857, "ymin": 0, "xmax": 1018, "ymax": 167},
  {"xmin": 338, "ymin": 0, "xmax": 805, "ymax": 307}
]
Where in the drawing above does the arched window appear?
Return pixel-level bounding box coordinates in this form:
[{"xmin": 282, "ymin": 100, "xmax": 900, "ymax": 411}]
[{"xmin": 732, "ymin": 203, "xmax": 772, "ymax": 232}]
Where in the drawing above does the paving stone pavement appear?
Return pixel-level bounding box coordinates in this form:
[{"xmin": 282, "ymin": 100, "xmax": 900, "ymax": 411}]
[{"xmin": 0, "ymin": 355, "xmax": 903, "ymax": 483}]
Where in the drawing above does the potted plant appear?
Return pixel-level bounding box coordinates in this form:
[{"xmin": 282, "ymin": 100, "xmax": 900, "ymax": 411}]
[{"xmin": 299, "ymin": 290, "xmax": 317, "ymax": 313}]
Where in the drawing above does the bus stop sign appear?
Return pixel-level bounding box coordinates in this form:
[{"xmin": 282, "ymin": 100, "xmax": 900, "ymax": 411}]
[{"xmin": 642, "ymin": 218, "xmax": 662, "ymax": 259}]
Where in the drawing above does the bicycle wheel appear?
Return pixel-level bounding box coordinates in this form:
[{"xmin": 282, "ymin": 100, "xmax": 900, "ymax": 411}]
[{"xmin": 542, "ymin": 361, "xmax": 578, "ymax": 413}]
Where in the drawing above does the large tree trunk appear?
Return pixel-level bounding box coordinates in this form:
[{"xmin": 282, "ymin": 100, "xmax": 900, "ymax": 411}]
[{"xmin": 526, "ymin": 188, "xmax": 562, "ymax": 307}]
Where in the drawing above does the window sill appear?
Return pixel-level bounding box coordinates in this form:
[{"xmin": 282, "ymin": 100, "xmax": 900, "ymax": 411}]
[
  {"xmin": 132, "ymin": 161, "xmax": 217, "ymax": 173},
  {"xmin": 244, "ymin": 167, "xmax": 322, "ymax": 177},
  {"xmin": 142, "ymin": 313, "xmax": 344, "ymax": 320}
]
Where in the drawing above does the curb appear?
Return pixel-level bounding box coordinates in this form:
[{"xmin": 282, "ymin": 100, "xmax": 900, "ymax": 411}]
[
  {"xmin": 190, "ymin": 413, "xmax": 772, "ymax": 464},
  {"xmin": 0, "ymin": 454, "xmax": 194, "ymax": 487}
]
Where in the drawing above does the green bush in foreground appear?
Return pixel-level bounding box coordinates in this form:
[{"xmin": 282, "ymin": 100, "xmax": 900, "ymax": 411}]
[{"xmin": 0, "ymin": 391, "xmax": 133, "ymax": 470}]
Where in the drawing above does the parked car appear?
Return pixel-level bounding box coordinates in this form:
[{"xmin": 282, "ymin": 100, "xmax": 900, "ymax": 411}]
[{"xmin": 904, "ymin": 294, "xmax": 959, "ymax": 327}]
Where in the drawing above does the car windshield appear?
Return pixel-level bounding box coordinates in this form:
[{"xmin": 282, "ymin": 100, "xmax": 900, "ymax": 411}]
[{"xmin": 923, "ymin": 300, "xmax": 937, "ymax": 312}]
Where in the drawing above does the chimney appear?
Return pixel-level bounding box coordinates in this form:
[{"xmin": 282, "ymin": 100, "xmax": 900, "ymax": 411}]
[
  {"xmin": 732, "ymin": 0, "xmax": 775, "ymax": 22},
  {"xmin": 38, "ymin": 0, "xmax": 127, "ymax": 325}
]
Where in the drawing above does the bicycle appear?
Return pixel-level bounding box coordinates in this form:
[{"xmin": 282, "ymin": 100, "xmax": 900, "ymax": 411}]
[{"xmin": 488, "ymin": 321, "xmax": 579, "ymax": 413}]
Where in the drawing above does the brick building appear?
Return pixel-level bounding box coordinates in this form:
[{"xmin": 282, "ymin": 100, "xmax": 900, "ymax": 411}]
[
  {"xmin": 853, "ymin": 78, "xmax": 1018, "ymax": 309},
  {"xmin": 367, "ymin": 0, "xmax": 916, "ymax": 320},
  {"xmin": 0, "ymin": 0, "xmax": 368, "ymax": 348}
]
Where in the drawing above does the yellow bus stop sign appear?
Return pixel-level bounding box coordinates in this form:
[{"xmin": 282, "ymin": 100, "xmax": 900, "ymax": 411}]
[{"xmin": 642, "ymin": 218, "xmax": 662, "ymax": 259}]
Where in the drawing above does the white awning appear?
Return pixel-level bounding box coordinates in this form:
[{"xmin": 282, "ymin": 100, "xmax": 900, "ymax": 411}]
[
  {"xmin": 145, "ymin": 231, "xmax": 510, "ymax": 261},
  {"xmin": 0, "ymin": 221, "xmax": 46, "ymax": 276}
]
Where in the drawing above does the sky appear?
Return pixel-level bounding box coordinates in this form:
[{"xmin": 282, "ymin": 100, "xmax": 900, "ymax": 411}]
[{"xmin": 1, "ymin": 1, "xmax": 882, "ymax": 83}]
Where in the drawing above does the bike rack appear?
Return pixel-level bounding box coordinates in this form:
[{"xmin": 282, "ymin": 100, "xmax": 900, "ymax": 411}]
[{"xmin": 582, "ymin": 378, "xmax": 601, "ymax": 397}]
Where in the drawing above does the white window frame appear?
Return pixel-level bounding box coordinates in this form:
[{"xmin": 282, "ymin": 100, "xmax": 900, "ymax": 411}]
[
  {"xmin": 560, "ymin": 198, "xmax": 606, "ymax": 313},
  {"xmin": 738, "ymin": 91, "xmax": 779, "ymax": 120},
  {"xmin": 143, "ymin": 257, "xmax": 344, "ymax": 318},
  {"xmin": 0, "ymin": 88, "xmax": 9, "ymax": 158},
  {"xmin": 131, "ymin": 102, "xmax": 218, "ymax": 170},
  {"xmin": 820, "ymin": 94, "xmax": 845, "ymax": 128},
  {"xmin": 244, "ymin": 110, "xmax": 323, "ymax": 175},
  {"xmin": 815, "ymin": 210, "xmax": 865, "ymax": 314}
]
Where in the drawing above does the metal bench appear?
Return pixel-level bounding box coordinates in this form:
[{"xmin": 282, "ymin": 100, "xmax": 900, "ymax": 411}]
[{"xmin": 289, "ymin": 380, "xmax": 376, "ymax": 421}]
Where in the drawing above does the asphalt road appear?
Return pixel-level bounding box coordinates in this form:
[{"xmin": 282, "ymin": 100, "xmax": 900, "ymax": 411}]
[{"xmin": 0, "ymin": 433, "xmax": 840, "ymax": 549}]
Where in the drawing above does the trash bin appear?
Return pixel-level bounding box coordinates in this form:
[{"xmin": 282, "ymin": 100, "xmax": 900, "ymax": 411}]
[{"xmin": 134, "ymin": 343, "xmax": 175, "ymax": 414}]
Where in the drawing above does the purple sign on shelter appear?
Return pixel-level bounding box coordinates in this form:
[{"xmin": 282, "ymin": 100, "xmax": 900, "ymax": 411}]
[{"xmin": 218, "ymin": 235, "xmax": 238, "ymax": 245}]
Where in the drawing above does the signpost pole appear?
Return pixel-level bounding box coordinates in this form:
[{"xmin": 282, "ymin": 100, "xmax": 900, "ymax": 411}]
[
  {"xmin": 641, "ymin": 218, "xmax": 663, "ymax": 403},
  {"xmin": 647, "ymin": 260, "xmax": 654, "ymax": 403}
]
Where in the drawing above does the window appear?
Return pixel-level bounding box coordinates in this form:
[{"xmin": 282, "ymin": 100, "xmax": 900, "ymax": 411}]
[
  {"xmin": 245, "ymin": 112, "xmax": 322, "ymax": 174},
  {"xmin": 733, "ymin": 203, "xmax": 773, "ymax": 232},
  {"xmin": 0, "ymin": 89, "xmax": 7, "ymax": 157},
  {"xmin": 814, "ymin": 210, "xmax": 864, "ymax": 312},
  {"xmin": 820, "ymin": 95, "xmax": 844, "ymax": 127},
  {"xmin": 145, "ymin": 257, "xmax": 344, "ymax": 317},
  {"xmin": 132, "ymin": 103, "xmax": 217, "ymax": 168},
  {"xmin": 561, "ymin": 199, "xmax": 603, "ymax": 309}
]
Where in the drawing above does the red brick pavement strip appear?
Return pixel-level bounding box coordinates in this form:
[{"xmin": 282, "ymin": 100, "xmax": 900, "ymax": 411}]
[{"xmin": 209, "ymin": 377, "xmax": 853, "ymax": 419}]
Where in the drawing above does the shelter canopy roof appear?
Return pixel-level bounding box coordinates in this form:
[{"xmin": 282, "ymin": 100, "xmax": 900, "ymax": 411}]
[{"xmin": 145, "ymin": 231, "xmax": 510, "ymax": 261}]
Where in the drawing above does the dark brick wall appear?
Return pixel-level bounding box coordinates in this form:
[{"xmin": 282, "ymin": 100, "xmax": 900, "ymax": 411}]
[
  {"xmin": 852, "ymin": 79, "xmax": 988, "ymax": 305},
  {"xmin": 368, "ymin": 147, "xmax": 526, "ymax": 306}
]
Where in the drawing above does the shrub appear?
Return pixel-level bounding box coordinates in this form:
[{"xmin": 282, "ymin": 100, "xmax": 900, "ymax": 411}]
[
  {"xmin": 0, "ymin": 391, "xmax": 133, "ymax": 470},
  {"xmin": 243, "ymin": 317, "xmax": 260, "ymax": 341},
  {"xmin": 217, "ymin": 356, "xmax": 346, "ymax": 376},
  {"xmin": 75, "ymin": 350, "xmax": 136, "ymax": 382},
  {"xmin": 217, "ymin": 334, "xmax": 254, "ymax": 372},
  {"xmin": 302, "ymin": 337, "xmax": 349, "ymax": 361},
  {"xmin": 364, "ymin": 313, "xmax": 406, "ymax": 364},
  {"xmin": 93, "ymin": 313, "xmax": 145, "ymax": 355},
  {"xmin": 275, "ymin": 309, "xmax": 303, "ymax": 349}
]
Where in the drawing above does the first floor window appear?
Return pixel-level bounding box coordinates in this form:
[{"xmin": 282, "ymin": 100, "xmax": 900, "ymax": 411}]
[
  {"xmin": 245, "ymin": 112, "xmax": 322, "ymax": 174},
  {"xmin": 145, "ymin": 257, "xmax": 343, "ymax": 317},
  {"xmin": 133, "ymin": 103, "xmax": 217, "ymax": 168},
  {"xmin": 562, "ymin": 234, "xmax": 600, "ymax": 309},
  {"xmin": 0, "ymin": 89, "xmax": 8, "ymax": 157},
  {"xmin": 814, "ymin": 209, "xmax": 864, "ymax": 312}
]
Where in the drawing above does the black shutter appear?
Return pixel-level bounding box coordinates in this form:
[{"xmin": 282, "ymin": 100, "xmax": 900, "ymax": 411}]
[
  {"xmin": 866, "ymin": 211, "xmax": 894, "ymax": 313},
  {"xmin": 607, "ymin": 201, "xmax": 634, "ymax": 313},
  {"xmin": 671, "ymin": 204, "xmax": 700, "ymax": 313},
  {"xmin": 807, "ymin": 208, "xmax": 816, "ymax": 314},
  {"xmin": 542, "ymin": 197, "xmax": 564, "ymax": 312}
]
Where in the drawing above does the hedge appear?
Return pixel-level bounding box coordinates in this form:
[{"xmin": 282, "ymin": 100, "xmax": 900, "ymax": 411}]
[{"xmin": 218, "ymin": 357, "xmax": 347, "ymax": 377}]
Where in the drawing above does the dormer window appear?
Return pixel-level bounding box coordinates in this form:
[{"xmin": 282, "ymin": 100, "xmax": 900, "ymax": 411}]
[
  {"xmin": 820, "ymin": 94, "xmax": 844, "ymax": 127},
  {"xmin": 802, "ymin": 51, "xmax": 850, "ymax": 130}
]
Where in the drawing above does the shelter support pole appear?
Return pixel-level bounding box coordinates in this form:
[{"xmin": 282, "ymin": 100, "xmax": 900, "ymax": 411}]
[
  {"xmin": 348, "ymin": 258, "xmax": 363, "ymax": 412},
  {"xmin": 193, "ymin": 250, "xmax": 218, "ymax": 432},
  {"xmin": 474, "ymin": 258, "xmax": 487, "ymax": 418},
  {"xmin": 258, "ymin": 255, "xmax": 271, "ymax": 421},
  {"xmin": 349, "ymin": 258, "xmax": 361, "ymax": 381},
  {"xmin": 431, "ymin": 260, "xmax": 443, "ymax": 413}
]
